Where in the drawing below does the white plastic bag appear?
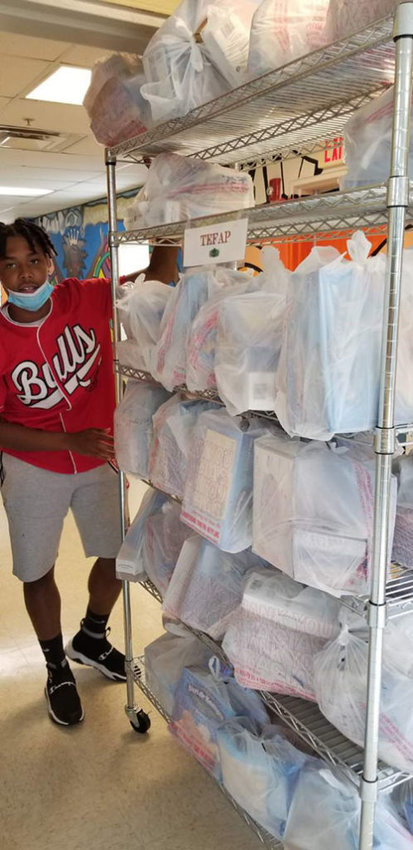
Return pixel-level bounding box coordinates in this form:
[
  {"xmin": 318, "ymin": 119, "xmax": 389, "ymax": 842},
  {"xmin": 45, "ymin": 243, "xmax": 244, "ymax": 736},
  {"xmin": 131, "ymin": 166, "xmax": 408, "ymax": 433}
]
[
  {"xmin": 242, "ymin": 568, "xmax": 341, "ymax": 639},
  {"xmin": 186, "ymin": 267, "xmax": 256, "ymax": 393},
  {"xmin": 124, "ymin": 153, "xmax": 255, "ymax": 230},
  {"xmin": 313, "ymin": 626, "xmax": 413, "ymax": 774},
  {"xmin": 152, "ymin": 268, "xmax": 214, "ymax": 390},
  {"xmin": 149, "ymin": 395, "xmax": 219, "ymax": 499},
  {"xmin": 83, "ymin": 53, "xmax": 149, "ymax": 146},
  {"xmin": 247, "ymin": 0, "xmax": 329, "ymax": 78},
  {"xmin": 144, "ymin": 632, "xmax": 211, "ymax": 715},
  {"xmin": 141, "ymin": 499, "xmax": 193, "ymax": 596},
  {"xmin": 202, "ymin": 2, "xmax": 260, "ymax": 87},
  {"xmin": 325, "ymin": 0, "xmax": 400, "ymax": 43},
  {"xmin": 253, "ymin": 432, "xmax": 397, "ymax": 597},
  {"xmin": 217, "ymin": 718, "xmax": 307, "ymax": 840},
  {"xmin": 284, "ymin": 759, "xmax": 413, "ymax": 849},
  {"xmin": 162, "ymin": 536, "xmax": 265, "ymax": 638},
  {"xmin": 170, "ymin": 661, "xmax": 268, "ymax": 780},
  {"xmin": 392, "ymin": 455, "xmax": 413, "ymax": 568},
  {"xmin": 116, "ymin": 489, "xmax": 165, "ymax": 581},
  {"xmin": 114, "ymin": 380, "xmax": 169, "ymax": 477},
  {"xmin": 223, "ymin": 607, "xmax": 325, "ymax": 699},
  {"xmin": 116, "ymin": 276, "xmax": 172, "ymax": 373},
  {"xmin": 274, "ymin": 233, "xmax": 387, "ymax": 440},
  {"xmin": 181, "ymin": 408, "xmax": 270, "ymax": 552},
  {"xmin": 395, "ymin": 780, "xmax": 413, "ymax": 834},
  {"xmin": 141, "ymin": 0, "xmax": 230, "ymax": 123}
]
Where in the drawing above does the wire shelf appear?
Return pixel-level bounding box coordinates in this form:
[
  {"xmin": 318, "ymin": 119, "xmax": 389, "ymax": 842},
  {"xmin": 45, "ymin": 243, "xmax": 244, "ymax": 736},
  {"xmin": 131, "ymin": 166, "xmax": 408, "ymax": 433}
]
[
  {"xmin": 116, "ymin": 364, "xmax": 158, "ymax": 383},
  {"xmin": 115, "ymin": 183, "xmax": 413, "ymax": 247},
  {"xmin": 107, "ymin": 16, "xmax": 395, "ymax": 169},
  {"xmin": 133, "ymin": 654, "xmax": 282, "ymax": 849}
]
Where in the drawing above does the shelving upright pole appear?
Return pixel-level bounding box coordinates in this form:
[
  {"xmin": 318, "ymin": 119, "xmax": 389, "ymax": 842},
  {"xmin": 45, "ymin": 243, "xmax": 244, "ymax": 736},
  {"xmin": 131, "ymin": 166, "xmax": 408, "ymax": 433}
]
[
  {"xmin": 105, "ymin": 152, "xmax": 136, "ymax": 714},
  {"xmin": 359, "ymin": 4, "xmax": 413, "ymax": 849}
]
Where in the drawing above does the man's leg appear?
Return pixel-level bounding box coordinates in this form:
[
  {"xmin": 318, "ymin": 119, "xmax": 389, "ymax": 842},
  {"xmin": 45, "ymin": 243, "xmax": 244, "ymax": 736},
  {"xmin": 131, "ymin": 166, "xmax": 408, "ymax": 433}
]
[
  {"xmin": 87, "ymin": 557, "xmax": 122, "ymax": 615},
  {"xmin": 23, "ymin": 566, "xmax": 61, "ymax": 640}
]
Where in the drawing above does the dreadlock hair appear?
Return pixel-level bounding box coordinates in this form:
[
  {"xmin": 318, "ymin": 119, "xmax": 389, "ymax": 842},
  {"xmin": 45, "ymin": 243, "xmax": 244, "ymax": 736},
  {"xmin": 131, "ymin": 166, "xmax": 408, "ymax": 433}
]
[{"xmin": 0, "ymin": 218, "xmax": 57, "ymax": 260}]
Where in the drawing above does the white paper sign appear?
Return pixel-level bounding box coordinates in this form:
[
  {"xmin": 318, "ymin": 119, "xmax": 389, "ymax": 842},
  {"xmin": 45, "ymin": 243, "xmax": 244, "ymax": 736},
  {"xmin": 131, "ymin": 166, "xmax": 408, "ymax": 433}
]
[{"xmin": 183, "ymin": 217, "xmax": 248, "ymax": 267}]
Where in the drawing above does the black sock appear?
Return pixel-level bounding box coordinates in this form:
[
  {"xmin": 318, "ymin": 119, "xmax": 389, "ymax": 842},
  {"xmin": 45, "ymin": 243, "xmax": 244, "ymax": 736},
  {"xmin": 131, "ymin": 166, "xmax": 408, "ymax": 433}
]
[
  {"xmin": 39, "ymin": 633, "xmax": 66, "ymax": 667},
  {"xmin": 81, "ymin": 607, "xmax": 110, "ymax": 639}
]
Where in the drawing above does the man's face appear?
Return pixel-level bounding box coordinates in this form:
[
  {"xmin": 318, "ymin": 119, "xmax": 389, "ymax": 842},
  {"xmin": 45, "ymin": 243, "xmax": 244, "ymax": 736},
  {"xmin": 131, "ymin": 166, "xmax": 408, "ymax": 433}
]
[{"xmin": 0, "ymin": 235, "xmax": 53, "ymax": 294}]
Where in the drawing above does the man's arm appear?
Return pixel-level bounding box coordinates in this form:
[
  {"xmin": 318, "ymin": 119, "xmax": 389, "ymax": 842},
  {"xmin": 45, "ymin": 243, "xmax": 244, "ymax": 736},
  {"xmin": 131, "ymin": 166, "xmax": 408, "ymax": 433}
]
[
  {"xmin": 121, "ymin": 245, "xmax": 179, "ymax": 285},
  {"xmin": 0, "ymin": 419, "xmax": 114, "ymax": 460}
]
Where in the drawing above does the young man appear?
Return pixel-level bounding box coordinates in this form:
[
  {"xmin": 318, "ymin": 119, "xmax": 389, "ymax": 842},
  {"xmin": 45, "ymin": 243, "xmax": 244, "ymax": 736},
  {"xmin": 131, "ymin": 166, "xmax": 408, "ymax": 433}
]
[{"xmin": 0, "ymin": 218, "xmax": 178, "ymax": 727}]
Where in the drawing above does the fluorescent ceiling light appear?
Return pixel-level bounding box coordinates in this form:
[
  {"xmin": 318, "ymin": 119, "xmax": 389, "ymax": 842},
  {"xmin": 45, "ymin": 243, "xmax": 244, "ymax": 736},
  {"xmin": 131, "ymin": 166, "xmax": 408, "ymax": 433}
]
[
  {"xmin": 0, "ymin": 187, "xmax": 53, "ymax": 197},
  {"xmin": 26, "ymin": 66, "xmax": 92, "ymax": 106}
]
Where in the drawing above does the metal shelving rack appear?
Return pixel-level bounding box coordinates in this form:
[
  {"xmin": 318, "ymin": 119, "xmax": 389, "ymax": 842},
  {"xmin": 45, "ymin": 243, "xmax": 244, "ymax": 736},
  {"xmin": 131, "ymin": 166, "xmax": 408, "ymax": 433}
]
[{"xmin": 106, "ymin": 5, "xmax": 413, "ymax": 849}]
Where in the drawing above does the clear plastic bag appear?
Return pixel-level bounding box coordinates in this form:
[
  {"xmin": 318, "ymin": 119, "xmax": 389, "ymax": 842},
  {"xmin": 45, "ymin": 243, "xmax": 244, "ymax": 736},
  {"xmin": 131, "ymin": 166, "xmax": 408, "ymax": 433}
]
[
  {"xmin": 202, "ymin": 2, "xmax": 260, "ymax": 87},
  {"xmin": 325, "ymin": 0, "xmax": 400, "ymax": 44},
  {"xmin": 247, "ymin": 0, "xmax": 329, "ymax": 78},
  {"xmin": 116, "ymin": 276, "xmax": 172, "ymax": 373},
  {"xmin": 274, "ymin": 233, "xmax": 387, "ymax": 440},
  {"xmin": 124, "ymin": 153, "xmax": 254, "ymax": 230},
  {"xmin": 162, "ymin": 536, "xmax": 266, "ymax": 639},
  {"xmin": 217, "ymin": 718, "xmax": 307, "ymax": 840},
  {"xmin": 284, "ymin": 760, "xmax": 413, "ymax": 849},
  {"xmin": 313, "ymin": 626, "xmax": 413, "ymax": 774},
  {"xmin": 83, "ymin": 53, "xmax": 149, "ymax": 146},
  {"xmin": 395, "ymin": 780, "xmax": 413, "ymax": 834},
  {"xmin": 181, "ymin": 408, "xmax": 270, "ymax": 552},
  {"xmin": 169, "ymin": 661, "xmax": 268, "ymax": 780},
  {"xmin": 242, "ymin": 568, "xmax": 341, "ymax": 639},
  {"xmin": 114, "ymin": 380, "xmax": 170, "ymax": 477},
  {"xmin": 116, "ymin": 489, "xmax": 165, "ymax": 581},
  {"xmin": 223, "ymin": 607, "xmax": 325, "ymax": 699},
  {"xmin": 253, "ymin": 432, "xmax": 397, "ymax": 597},
  {"xmin": 152, "ymin": 268, "xmax": 214, "ymax": 390},
  {"xmin": 392, "ymin": 455, "xmax": 413, "ymax": 568},
  {"xmin": 186, "ymin": 267, "xmax": 256, "ymax": 393},
  {"xmin": 149, "ymin": 395, "xmax": 220, "ymax": 499},
  {"xmin": 140, "ymin": 0, "xmax": 230, "ymax": 123},
  {"xmin": 144, "ymin": 632, "xmax": 211, "ymax": 715},
  {"xmin": 141, "ymin": 499, "xmax": 193, "ymax": 596}
]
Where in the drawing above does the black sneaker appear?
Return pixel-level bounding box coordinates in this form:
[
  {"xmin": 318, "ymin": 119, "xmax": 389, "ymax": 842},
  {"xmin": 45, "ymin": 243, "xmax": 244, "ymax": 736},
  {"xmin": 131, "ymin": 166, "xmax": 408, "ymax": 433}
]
[
  {"xmin": 45, "ymin": 659, "xmax": 84, "ymax": 726},
  {"xmin": 65, "ymin": 624, "xmax": 127, "ymax": 682}
]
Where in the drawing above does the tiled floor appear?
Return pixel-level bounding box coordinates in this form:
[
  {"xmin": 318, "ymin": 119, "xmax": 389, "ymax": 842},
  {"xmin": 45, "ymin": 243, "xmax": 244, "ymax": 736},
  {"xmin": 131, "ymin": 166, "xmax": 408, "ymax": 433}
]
[{"xmin": 0, "ymin": 481, "xmax": 262, "ymax": 850}]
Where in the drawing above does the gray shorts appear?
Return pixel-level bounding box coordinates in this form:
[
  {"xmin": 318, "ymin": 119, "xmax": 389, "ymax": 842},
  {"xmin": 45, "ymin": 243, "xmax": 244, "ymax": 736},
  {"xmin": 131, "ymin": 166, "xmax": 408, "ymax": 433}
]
[{"xmin": 1, "ymin": 454, "xmax": 123, "ymax": 583}]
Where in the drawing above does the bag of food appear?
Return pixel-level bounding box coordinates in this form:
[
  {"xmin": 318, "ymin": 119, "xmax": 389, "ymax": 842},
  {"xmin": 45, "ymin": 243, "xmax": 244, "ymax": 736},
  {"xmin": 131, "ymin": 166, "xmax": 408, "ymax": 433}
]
[
  {"xmin": 114, "ymin": 380, "xmax": 170, "ymax": 477},
  {"xmin": 325, "ymin": 0, "xmax": 400, "ymax": 44},
  {"xmin": 116, "ymin": 276, "xmax": 172, "ymax": 373},
  {"xmin": 144, "ymin": 632, "xmax": 211, "ymax": 715},
  {"xmin": 115, "ymin": 489, "xmax": 165, "ymax": 581},
  {"xmin": 141, "ymin": 499, "xmax": 193, "ymax": 596},
  {"xmin": 83, "ymin": 53, "xmax": 148, "ymax": 146},
  {"xmin": 202, "ymin": 1, "xmax": 261, "ymax": 87},
  {"xmin": 392, "ymin": 455, "xmax": 413, "ymax": 568},
  {"xmin": 247, "ymin": 0, "xmax": 329, "ymax": 78}
]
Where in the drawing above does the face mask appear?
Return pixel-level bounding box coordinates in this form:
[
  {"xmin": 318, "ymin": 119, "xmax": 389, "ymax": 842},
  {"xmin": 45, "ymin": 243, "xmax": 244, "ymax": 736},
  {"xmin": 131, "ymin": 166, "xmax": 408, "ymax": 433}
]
[{"xmin": 7, "ymin": 279, "xmax": 54, "ymax": 312}]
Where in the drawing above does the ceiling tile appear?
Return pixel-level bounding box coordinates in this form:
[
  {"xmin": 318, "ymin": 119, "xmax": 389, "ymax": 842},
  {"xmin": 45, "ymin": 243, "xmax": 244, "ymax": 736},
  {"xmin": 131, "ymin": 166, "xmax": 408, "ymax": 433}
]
[
  {"xmin": 0, "ymin": 98, "xmax": 91, "ymax": 135},
  {"xmin": 0, "ymin": 33, "xmax": 67, "ymax": 61},
  {"xmin": 0, "ymin": 56, "xmax": 52, "ymax": 98},
  {"xmin": 61, "ymin": 45, "xmax": 114, "ymax": 67},
  {"xmin": 0, "ymin": 148, "xmax": 103, "ymax": 171},
  {"xmin": 60, "ymin": 135, "xmax": 103, "ymax": 156}
]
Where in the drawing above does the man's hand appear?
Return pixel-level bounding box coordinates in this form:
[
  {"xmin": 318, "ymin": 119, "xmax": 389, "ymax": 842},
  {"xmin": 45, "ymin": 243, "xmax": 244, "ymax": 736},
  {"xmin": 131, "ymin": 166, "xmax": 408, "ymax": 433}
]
[{"xmin": 65, "ymin": 429, "xmax": 114, "ymax": 460}]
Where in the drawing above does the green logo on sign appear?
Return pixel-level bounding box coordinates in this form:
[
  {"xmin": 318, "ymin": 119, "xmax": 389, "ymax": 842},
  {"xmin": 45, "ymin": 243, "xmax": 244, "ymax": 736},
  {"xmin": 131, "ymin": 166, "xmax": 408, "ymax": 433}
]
[{"xmin": 209, "ymin": 247, "xmax": 220, "ymax": 258}]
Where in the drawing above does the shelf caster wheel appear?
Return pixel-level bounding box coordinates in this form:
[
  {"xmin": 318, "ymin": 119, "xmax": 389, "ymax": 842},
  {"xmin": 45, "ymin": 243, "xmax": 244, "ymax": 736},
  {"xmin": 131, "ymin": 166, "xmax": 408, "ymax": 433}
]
[{"xmin": 129, "ymin": 709, "xmax": 151, "ymax": 734}]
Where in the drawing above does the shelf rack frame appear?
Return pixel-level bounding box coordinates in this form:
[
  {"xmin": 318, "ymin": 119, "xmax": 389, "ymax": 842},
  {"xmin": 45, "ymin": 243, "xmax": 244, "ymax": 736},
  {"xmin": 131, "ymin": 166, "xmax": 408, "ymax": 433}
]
[{"xmin": 106, "ymin": 6, "xmax": 413, "ymax": 849}]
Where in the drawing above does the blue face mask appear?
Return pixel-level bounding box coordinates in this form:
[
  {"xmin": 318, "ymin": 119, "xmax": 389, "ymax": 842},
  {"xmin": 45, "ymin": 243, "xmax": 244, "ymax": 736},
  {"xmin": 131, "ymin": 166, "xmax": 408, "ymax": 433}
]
[{"xmin": 7, "ymin": 279, "xmax": 54, "ymax": 312}]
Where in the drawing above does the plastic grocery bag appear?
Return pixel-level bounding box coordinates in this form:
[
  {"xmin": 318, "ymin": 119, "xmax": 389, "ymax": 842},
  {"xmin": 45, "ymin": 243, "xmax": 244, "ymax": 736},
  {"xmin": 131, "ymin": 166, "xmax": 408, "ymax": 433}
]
[
  {"xmin": 341, "ymin": 86, "xmax": 412, "ymax": 189},
  {"xmin": 116, "ymin": 276, "xmax": 172, "ymax": 373},
  {"xmin": 392, "ymin": 455, "xmax": 413, "ymax": 568},
  {"xmin": 383, "ymin": 614, "xmax": 413, "ymax": 678},
  {"xmin": 242, "ymin": 568, "xmax": 341, "ymax": 639},
  {"xmin": 247, "ymin": 0, "xmax": 329, "ymax": 78},
  {"xmin": 223, "ymin": 607, "xmax": 325, "ymax": 699},
  {"xmin": 202, "ymin": 2, "xmax": 260, "ymax": 87},
  {"xmin": 141, "ymin": 499, "xmax": 193, "ymax": 596},
  {"xmin": 144, "ymin": 632, "xmax": 211, "ymax": 715},
  {"xmin": 274, "ymin": 233, "xmax": 386, "ymax": 440},
  {"xmin": 283, "ymin": 759, "xmax": 413, "ymax": 849},
  {"xmin": 325, "ymin": 0, "xmax": 400, "ymax": 44},
  {"xmin": 169, "ymin": 661, "xmax": 268, "ymax": 780},
  {"xmin": 253, "ymin": 431, "xmax": 397, "ymax": 596},
  {"xmin": 162, "ymin": 536, "xmax": 266, "ymax": 638},
  {"xmin": 116, "ymin": 489, "xmax": 165, "ymax": 581},
  {"xmin": 395, "ymin": 780, "xmax": 413, "ymax": 834},
  {"xmin": 313, "ymin": 626, "xmax": 413, "ymax": 773},
  {"xmin": 152, "ymin": 268, "xmax": 214, "ymax": 390},
  {"xmin": 114, "ymin": 380, "xmax": 170, "ymax": 477},
  {"xmin": 215, "ymin": 269, "xmax": 288, "ymax": 414},
  {"xmin": 181, "ymin": 408, "xmax": 269, "ymax": 552},
  {"xmin": 186, "ymin": 267, "xmax": 256, "ymax": 393},
  {"xmin": 217, "ymin": 718, "xmax": 307, "ymax": 840},
  {"xmin": 149, "ymin": 395, "xmax": 219, "ymax": 499},
  {"xmin": 83, "ymin": 54, "xmax": 149, "ymax": 146},
  {"xmin": 124, "ymin": 153, "xmax": 254, "ymax": 230}
]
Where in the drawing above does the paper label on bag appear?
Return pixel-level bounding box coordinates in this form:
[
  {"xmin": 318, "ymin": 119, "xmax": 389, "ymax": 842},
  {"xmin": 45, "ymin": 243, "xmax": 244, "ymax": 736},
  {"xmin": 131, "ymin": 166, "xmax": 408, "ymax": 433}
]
[{"xmin": 183, "ymin": 218, "xmax": 248, "ymax": 267}]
